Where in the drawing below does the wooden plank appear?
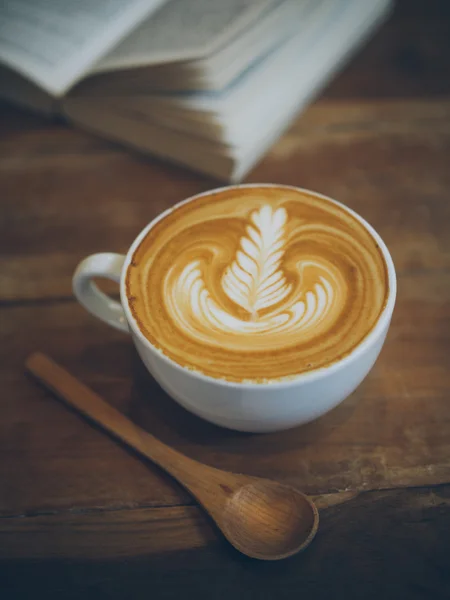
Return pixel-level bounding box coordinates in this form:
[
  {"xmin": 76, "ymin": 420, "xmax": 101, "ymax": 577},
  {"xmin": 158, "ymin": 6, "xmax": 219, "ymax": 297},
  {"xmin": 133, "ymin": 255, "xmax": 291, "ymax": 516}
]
[
  {"xmin": 0, "ymin": 488, "xmax": 435, "ymax": 560},
  {"xmin": 0, "ymin": 504, "xmax": 214, "ymax": 560},
  {"xmin": 1, "ymin": 486, "xmax": 449, "ymax": 600},
  {"xmin": 0, "ymin": 99, "xmax": 449, "ymax": 302},
  {"xmin": 0, "ymin": 492, "xmax": 357, "ymax": 559},
  {"xmin": 0, "ymin": 267, "xmax": 448, "ymax": 515},
  {"xmin": 284, "ymin": 100, "xmax": 450, "ymax": 138}
]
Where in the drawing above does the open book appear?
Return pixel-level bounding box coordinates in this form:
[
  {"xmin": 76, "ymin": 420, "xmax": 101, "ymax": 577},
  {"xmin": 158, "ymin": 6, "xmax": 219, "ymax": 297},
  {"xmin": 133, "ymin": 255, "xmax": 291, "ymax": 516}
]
[{"xmin": 0, "ymin": 0, "xmax": 393, "ymax": 181}]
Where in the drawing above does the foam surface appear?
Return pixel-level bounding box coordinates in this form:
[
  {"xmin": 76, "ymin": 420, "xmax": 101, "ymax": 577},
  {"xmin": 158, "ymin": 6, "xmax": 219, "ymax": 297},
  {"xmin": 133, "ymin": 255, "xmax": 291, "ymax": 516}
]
[{"xmin": 127, "ymin": 187, "xmax": 388, "ymax": 381}]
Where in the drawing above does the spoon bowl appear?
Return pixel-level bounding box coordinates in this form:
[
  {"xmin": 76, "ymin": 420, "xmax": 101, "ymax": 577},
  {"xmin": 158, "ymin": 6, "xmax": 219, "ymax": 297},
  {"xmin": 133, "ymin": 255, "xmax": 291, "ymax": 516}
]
[{"xmin": 221, "ymin": 480, "xmax": 318, "ymax": 560}]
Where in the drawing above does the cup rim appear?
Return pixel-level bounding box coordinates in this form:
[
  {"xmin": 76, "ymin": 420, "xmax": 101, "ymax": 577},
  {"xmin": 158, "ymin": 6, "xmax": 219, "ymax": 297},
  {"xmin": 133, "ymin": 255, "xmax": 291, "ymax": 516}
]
[{"xmin": 120, "ymin": 183, "xmax": 397, "ymax": 389}]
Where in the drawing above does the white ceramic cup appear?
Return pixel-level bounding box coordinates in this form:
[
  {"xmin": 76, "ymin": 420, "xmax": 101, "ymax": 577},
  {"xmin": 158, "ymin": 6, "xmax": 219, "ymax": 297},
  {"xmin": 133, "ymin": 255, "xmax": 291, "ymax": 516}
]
[{"xmin": 73, "ymin": 184, "xmax": 396, "ymax": 433}]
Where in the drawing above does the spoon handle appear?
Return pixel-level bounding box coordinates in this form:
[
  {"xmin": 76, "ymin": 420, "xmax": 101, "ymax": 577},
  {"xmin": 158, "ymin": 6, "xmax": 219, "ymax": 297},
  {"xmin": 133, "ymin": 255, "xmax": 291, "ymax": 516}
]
[{"xmin": 25, "ymin": 352, "xmax": 207, "ymax": 485}]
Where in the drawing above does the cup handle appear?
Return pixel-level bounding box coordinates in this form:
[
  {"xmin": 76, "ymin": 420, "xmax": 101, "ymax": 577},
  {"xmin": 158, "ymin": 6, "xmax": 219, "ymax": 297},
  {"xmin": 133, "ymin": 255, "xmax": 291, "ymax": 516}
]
[{"xmin": 73, "ymin": 253, "xmax": 129, "ymax": 333}]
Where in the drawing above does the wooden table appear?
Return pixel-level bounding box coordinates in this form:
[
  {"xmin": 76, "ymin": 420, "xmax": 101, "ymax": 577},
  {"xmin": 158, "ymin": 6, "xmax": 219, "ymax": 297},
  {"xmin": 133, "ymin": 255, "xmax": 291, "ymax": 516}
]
[{"xmin": 1, "ymin": 2, "xmax": 450, "ymax": 598}]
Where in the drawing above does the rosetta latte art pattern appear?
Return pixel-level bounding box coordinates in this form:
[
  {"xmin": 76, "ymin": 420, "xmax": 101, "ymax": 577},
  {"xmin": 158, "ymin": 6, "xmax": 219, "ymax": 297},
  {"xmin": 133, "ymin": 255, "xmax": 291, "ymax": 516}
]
[
  {"xmin": 127, "ymin": 187, "xmax": 388, "ymax": 382},
  {"xmin": 168, "ymin": 206, "xmax": 336, "ymax": 341}
]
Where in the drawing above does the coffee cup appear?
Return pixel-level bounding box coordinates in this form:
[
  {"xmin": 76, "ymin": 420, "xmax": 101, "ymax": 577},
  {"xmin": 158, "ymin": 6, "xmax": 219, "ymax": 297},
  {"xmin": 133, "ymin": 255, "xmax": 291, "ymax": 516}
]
[{"xmin": 73, "ymin": 184, "xmax": 396, "ymax": 432}]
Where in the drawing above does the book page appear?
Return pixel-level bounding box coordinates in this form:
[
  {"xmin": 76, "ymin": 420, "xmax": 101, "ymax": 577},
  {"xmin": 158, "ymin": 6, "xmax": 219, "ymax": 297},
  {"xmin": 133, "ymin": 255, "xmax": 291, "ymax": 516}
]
[
  {"xmin": 64, "ymin": 0, "xmax": 392, "ymax": 182},
  {"xmin": 108, "ymin": 0, "xmax": 390, "ymax": 143},
  {"xmin": 0, "ymin": 0, "xmax": 166, "ymax": 96},
  {"xmin": 94, "ymin": 0, "xmax": 281, "ymax": 71},
  {"xmin": 142, "ymin": 0, "xmax": 342, "ymax": 112}
]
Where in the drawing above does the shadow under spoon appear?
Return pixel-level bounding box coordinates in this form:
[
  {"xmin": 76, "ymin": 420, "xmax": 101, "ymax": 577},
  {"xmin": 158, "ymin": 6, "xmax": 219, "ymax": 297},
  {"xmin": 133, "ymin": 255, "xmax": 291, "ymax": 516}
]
[{"xmin": 25, "ymin": 352, "xmax": 319, "ymax": 561}]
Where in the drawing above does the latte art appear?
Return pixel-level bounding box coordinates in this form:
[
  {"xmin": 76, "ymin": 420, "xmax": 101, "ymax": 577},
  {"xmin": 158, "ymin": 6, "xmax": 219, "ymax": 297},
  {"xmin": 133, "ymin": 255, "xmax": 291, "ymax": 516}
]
[
  {"xmin": 166, "ymin": 205, "xmax": 340, "ymax": 345},
  {"xmin": 127, "ymin": 187, "xmax": 388, "ymax": 382}
]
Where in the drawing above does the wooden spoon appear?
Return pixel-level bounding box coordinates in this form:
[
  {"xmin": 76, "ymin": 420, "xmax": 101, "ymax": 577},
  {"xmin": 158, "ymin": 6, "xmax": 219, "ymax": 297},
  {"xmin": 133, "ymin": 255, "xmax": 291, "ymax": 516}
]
[{"xmin": 26, "ymin": 352, "xmax": 319, "ymax": 560}]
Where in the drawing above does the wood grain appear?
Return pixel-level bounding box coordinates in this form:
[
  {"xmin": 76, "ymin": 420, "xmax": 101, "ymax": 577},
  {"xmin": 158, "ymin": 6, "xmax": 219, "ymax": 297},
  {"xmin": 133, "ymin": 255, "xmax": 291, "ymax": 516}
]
[
  {"xmin": 0, "ymin": 492, "xmax": 354, "ymax": 561},
  {"xmin": 1, "ymin": 0, "xmax": 450, "ymax": 594},
  {"xmin": 0, "ymin": 485, "xmax": 447, "ymax": 561},
  {"xmin": 1, "ymin": 486, "xmax": 449, "ymax": 600}
]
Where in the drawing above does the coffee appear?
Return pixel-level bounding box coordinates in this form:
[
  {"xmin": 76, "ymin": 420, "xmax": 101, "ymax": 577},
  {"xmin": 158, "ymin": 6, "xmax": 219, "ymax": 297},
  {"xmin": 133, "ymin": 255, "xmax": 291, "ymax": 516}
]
[{"xmin": 126, "ymin": 186, "xmax": 388, "ymax": 382}]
